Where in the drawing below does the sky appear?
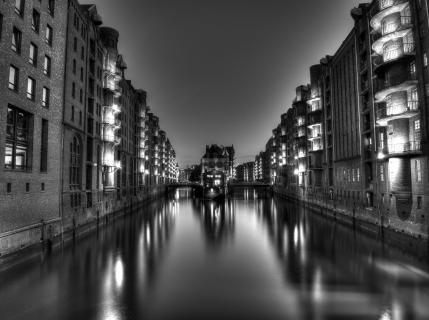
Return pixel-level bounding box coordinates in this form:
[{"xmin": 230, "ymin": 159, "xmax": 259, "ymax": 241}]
[{"xmin": 89, "ymin": 0, "xmax": 362, "ymax": 167}]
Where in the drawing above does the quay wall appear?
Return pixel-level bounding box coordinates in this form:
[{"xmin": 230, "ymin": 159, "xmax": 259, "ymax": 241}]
[
  {"xmin": 0, "ymin": 186, "xmax": 166, "ymax": 263},
  {"xmin": 274, "ymin": 186, "xmax": 429, "ymax": 260}
]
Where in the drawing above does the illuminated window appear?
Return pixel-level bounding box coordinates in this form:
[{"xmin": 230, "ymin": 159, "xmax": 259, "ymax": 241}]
[
  {"xmin": 9, "ymin": 65, "xmax": 19, "ymax": 91},
  {"xmin": 42, "ymin": 87, "xmax": 50, "ymax": 108},
  {"xmin": 5, "ymin": 106, "xmax": 31, "ymax": 171},
  {"xmin": 380, "ymin": 165, "xmax": 384, "ymax": 182},
  {"xmin": 14, "ymin": 0, "xmax": 24, "ymax": 17},
  {"xmin": 27, "ymin": 77, "xmax": 35, "ymax": 100},
  {"xmin": 45, "ymin": 25, "xmax": 53, "ymax": 46},
  {"xmin": 29, "ymin": 43, "xmax": 37, "ymax": 66},
  {"xmin": 414, "ymin": 120, "xmax": 421, "ymax": 141},
  {"xmin": 424, "ymin": 53, "xmax": 428, "ymax": 67},
  {"xmin": 44, "ymin": 56, "xmax": 51, "ymax": 77},
  {"xmin": 415, "ymin": 160, "xmax": 422, "ymax": 182}
]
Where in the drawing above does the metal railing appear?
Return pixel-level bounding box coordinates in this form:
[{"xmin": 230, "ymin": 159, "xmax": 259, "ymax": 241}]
[
  {"xmin": 377, "ymin": 100, "xmax": 419, "ymax": 119},
  {"xmin": 388, "ymin": 140, "xmax": 421, "ymax": 154}
]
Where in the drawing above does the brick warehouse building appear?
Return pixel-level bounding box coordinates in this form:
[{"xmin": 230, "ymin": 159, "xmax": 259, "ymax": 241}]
[
  {"xmin": 262, "ymin": 0, "xmax": 429, "ymax": 243},
  {"xmin": 0, "ymin": 0, "xmax": 178, "ymax": 255}
]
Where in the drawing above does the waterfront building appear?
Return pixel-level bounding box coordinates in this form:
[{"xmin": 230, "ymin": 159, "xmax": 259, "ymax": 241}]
[
  {"xmin": 260, "ymin": 0, "xmax": 429, "ymax": 241},
  {"xmin": 0, "ymin": 0, "xmax": 178, "ymax": 255},
  {"xmin": 236, "ymin": 162, "xmax": 254, "ymax": 183},
  {"xmin": 201, "ymin": 145, "xmax": 235, "ymax": 183},
  {"xmin": 0, "ymin": 0, "xmax": 68, "ymax": 252}
]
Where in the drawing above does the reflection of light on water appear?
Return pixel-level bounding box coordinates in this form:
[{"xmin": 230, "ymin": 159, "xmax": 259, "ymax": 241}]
[
  {"xmin": 115, "ymin": 258, "xmax": 124, "ymax": 288},
  {"xmin": 146, "ymin": 225, "xmax": 151, "ymax": 246},
  {"xmin": 312, "ymin": 268, "xmax": 323, "ymax": 302},
  {"xmin": 294, "ymin": 226, "xmax": 299, "ymax": 247},
  {"xmin": 379, "ymin": 309, "xmax": 392, "ymax": 320},
  {"xmin": 175, "ymin": 190, "xmax": 179, "ymax": 199},
  {"xmin": 379, "ymin": 299, "xmax": 403, "ymax": 320},
  {"xmin": 283, "ymin": 225, "xmax": 289, "ymax": 255}
]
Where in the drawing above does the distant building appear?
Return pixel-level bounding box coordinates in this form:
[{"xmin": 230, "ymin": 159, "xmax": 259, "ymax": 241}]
[
  {"xmin": 236, "ymin": 162, "xmax": 254, "ymax": 183},
  {"xmin": 201, "ymin": 145, "xmax": 235, "ymax": 183}
]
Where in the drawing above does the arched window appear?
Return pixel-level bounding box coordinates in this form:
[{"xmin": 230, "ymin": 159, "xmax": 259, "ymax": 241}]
[{"xmin": 70, "ymin": 136, "xmax": 81, "ymax": 189}]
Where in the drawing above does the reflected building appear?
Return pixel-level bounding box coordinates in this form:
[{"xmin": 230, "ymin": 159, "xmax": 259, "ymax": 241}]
[{"xmin": 199, "ymin": 200, "xmax": 235, "ymax": 249}]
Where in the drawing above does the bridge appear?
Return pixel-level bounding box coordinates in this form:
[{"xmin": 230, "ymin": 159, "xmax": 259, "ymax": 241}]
[
  {"xmin": 165, "ymin": 182, "xmax": 272, "ymax": 198},
  {"xmin": 227, "ymin": 182, "xmax": 273, "ymax": 197},
  {"xmin": 165, "ymin": 182, "xmax": 204, "ymax": 196}
]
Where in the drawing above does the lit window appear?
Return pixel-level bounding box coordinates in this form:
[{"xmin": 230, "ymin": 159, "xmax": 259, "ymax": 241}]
[
  {"xmin": 29, "ymin": 42, "xmax": 37, "ymax": 66},
  {"xmin": 45, "ymin": 25, "xmax": 53, "ymax": 46},
  {"xmin": 27, "ymin": 77, "xmax": 35, "ymax": 100},
  {"xmin": 424, "ymin": 53, "xmax": 428, "ymax": 67},
  {"xmin": 380, "ymin": 165, "xmax": 384, "ymax": 182},
  {"xmin": 8, "ymin": 65, "xmax": 19, "ymax": 91},
  {"xmin": 415, "ymin": 160, "xmax": 422, "ymax": 182},
  {"xmin": 14, "ymin": 0, "xmax": 24, "ymax": 17},
  {"xmin": 42, "ymin": 87, "xmax": 50, "ymax": 108},
  {"xmin": 5, "ymin": 106, "xmax": 31, "ymax": 171},
  {"xmin": 44, "ymin": 56, "xmax": 51, "ymax": 77}
]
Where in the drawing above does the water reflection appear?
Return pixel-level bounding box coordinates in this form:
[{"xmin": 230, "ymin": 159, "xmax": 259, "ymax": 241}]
[{"xmin": 0, "ymin": 191, "xmax": 428, "ymax": 320}]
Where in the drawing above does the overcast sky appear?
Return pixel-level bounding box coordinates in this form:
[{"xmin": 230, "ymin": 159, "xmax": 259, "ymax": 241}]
[{"xmin": 89, "ymin": 0, "xmax": 362, "ymax": 167}]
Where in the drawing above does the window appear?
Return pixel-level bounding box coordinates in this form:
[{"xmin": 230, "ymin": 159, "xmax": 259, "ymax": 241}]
[
  {"xmin": 0, "ymin": 13, "xmax": 3, "ymax": 41},
  {"xmin": 29, "ymin": 43, "xmax": 38, "ymax": 66},
  {"xmin": 40, "ymin": 119, "xmax": 48, "ymax": 172},
  {"xmin": 42, "ymin": 87, "xmax": 50, "ymax": 108},
  {"xmin": 80, "ymin": 67, "xmax": 83, "ymax": 81},
  {"xmin": 73, "ymin": 37, "xmax": 77, "ymax": 52},
  {"xmin": 416, "ymin": 160, "xmax": 422, "ymax": 182},
  {"xmin": 41, "ymin": 183, "xmax": 45, "ymax": 191},
  {"xmin": 73, "ymin": 59, "xmax": 76, "ymax": 74},
  {"xmin": 70, "ymin": 136, "xmax": 81, "ymax": 189},
  {"xmin": 424, "ymin": 53, "xmax": 428, "ymax": 67},
  {"xmin": 72, "ymin": 82, "xmax": 76, "ymax": 98},
  {"xmin": 5, "ymin": 106, "xmax": 31, "ymax": 170},
  {"xmin": 48, "ymin": 0, "xmax": 55, "ymax": 16},
  {"xmin": 27, "ymin": 77, "xmax": 35, "ymax": 100},
  {"xmin": 417, "ymin": 196, "xmax": 422, "ymax": 209},
  {"xmin": 44, "ymin": 56, "xmax": 51, "ymax": 77},
  {"xmin": 79, "ymin": 110, "xmax": 82, "ymax": 125},
  {"xmin": 415, "ymin": 120, "xmax": 421, "ymax": 141},
  {"xmin": 79, "ymin": 88, "xmax": 83, "ymax": 103},
  {"xmin": 14, "ymin": 0, "xmax": 24, "ymax": 17},
  {"xmin": 71, "ymin": 105, "xmax": 75, "ymax": 122},
  {"xmin": 12, "ymin": 27, "xmax": 22, "ymax": 53},
  {"xmin": 9, "ymin": 65, "xmax": 19, "ymax": 91},
  {"xmin": 380, "ymin": 165, "xmax": 385, "ymax": 182},
  {"xmin": 26, "ymin": 183, "xmax": 30, "ymax": 192},
  {"xmin": 7, "ymin": 183, "xmax": 12, "ymax": 194},
  {"xmin": 32, "ymin": 9, "xmax": 40, "ymax": 33},
  {"xmin": 45, "ymin": 25, "xmax": 53, "ymax": 46},
  {"xmin": 81, "ymin": 46, "xmax": 84, "ymax": 60}
]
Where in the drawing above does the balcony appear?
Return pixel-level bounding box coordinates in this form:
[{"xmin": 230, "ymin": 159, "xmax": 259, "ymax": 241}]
[
  {"xmin": 374, "ymin": 72, "xmax": 417, "ymax": 102},
  {"xmin": 103, "ymin": 134, "xmax": 121, "ymax": 145},
  {"xmin": 309, "ymin": 142, "xmax": 324, "ymax": 153},
  {"xmin": 308, "ymin": 100, "xmax": 322, "ymax": 114},
  {"xmin": 384, "ymin": 140, "xmax": 421, "ymax": 156},
  {"xmin": 376, "ymin": 100, "xmax": 419, "ymax": 125},
  {"xmin": 370, "ymin": 1, "xmax": 409, "ymax": 31}
]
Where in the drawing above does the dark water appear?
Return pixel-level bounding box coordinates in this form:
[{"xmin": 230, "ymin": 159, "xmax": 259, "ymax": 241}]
[{"xmin": 1, "ymin": 188, "xmax": 429, "ymax": 320}]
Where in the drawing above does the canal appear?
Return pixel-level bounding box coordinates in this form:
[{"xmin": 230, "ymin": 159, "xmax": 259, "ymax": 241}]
[{"xmin": 0, "ymin": 188, "xmax": 429, "ymax": 320}]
